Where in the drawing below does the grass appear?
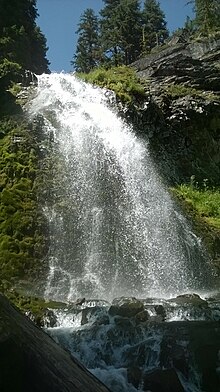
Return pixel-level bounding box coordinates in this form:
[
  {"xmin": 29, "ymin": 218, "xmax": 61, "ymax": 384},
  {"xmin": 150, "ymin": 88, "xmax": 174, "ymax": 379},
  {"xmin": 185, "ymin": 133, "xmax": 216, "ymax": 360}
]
[
  {"xmin": 77, "ymin": 65, "xmax": 146, "ymax": 103},
  {"xmin": 172, "ymin": 182, "xmax": 220, "ymax": 229},
  {"xmin": 164, "ymin": 83, "xmax": 219, "ymax": 101},
  {"xmin": 172, "ymin": 182, "xmax": 220, "ymax": 272}
]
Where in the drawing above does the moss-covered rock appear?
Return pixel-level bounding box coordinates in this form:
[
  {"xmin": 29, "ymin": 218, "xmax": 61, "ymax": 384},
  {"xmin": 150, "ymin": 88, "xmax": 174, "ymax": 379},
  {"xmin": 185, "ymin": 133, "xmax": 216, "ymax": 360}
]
[{"xmin": 0, "ymin": 116, "xmax": 49, "ymax": 290}]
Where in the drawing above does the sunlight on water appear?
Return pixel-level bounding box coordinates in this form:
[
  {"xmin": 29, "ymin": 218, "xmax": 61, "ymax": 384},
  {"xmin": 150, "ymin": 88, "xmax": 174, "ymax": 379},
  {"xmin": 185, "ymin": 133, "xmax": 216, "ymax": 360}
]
[{"xmin": 28, "ymin": 73, "xmax": 215, "ymax": 302}]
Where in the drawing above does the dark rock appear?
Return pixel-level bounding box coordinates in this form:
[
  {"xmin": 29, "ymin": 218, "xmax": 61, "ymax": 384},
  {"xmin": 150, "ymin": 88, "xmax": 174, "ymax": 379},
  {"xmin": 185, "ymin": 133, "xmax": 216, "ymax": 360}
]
[
  {"xmin": 81, "ymin": 306, "xmax": 104, "ymax": 325},
  {"xmin": 74, "ymin": 297, "xmax": 86, "ymax": 306},
  {"xmin": 129, "ymin": 36, "xmax": 220, "ymax": 188},
  {"xmin": 127, "ymin": 366, "xmax": 143, "ymax": 389},
  {"xmin": 109, "ymin": 297, "xmax": 144, "ymax": 318},
  {"xmin": 143, "ymin": 368, "xmax": 185, "ymax": 392},
  {"xmin": 169, "ymin": 293, "xmax": 208, "ymax": 306},
  {"xmin": 43, "ymin": 309, "xmax": 57, "ymax": 328},
  {"xmin": 134, "ymin": 310, "xmax": 150, "ymax": 324},
  {"xmin": 154, "ymin": 305, "xmax": 166, "ymax": 320},
  {"xmin": 0, "ymin": 293, "xmax": 111, "ymax": 392}
]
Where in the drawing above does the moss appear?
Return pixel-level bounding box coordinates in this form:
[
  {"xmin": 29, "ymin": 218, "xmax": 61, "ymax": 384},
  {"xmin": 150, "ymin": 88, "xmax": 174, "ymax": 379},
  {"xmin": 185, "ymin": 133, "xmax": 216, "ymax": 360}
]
[
  {"xmin": 2, "ymin": 289, "xmax": 66, "ymax": 326},
  {"xmin": 171, "ymin": 183, "xmax": 220, "ymax": 272},
  {"xmin": 0, "ymin": 117, "xmax": 49, "ymax": 286},
  {"xmin": 77, "ymin": 65, "xmax": 146, "ymax": 103},
  {"xmin": 164, "ymin": 83, "xmax": 219, "ymax": 101}
]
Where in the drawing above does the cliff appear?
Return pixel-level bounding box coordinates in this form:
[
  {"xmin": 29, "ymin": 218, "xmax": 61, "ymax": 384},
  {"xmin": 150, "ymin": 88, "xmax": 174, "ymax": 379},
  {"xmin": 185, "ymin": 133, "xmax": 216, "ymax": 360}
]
[{"xmin": 130, "ymin": 36, "xmax": 220, "ymax": 185}]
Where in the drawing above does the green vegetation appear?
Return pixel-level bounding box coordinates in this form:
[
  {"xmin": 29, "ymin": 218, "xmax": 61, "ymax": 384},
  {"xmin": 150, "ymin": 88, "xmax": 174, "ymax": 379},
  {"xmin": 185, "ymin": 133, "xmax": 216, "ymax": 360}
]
[
  {"xmin": 72, "ymin": 0, "xmax": 169, "ymax": 71},
  {"xmin": 172, "ymin": 182, "xmax": 220, "ymax": 228},
  {"xmin": 0, "ymin": 118, "xmax": 48, "ymax": 289},
  {"xmin": 192, "ymin": 0, "xmax": 220, "ymax": 35},
  {"xmin": 172, "ymin": 182, "xmax": 220, "ymax": 271},
  {"xmin": 0, "ymin": 0, "xmax": 49, "ymax": 75},
  {"xmin": 4, "ymin": 289, "xmax": 66, "ymax": 326},
  {"xmin": 164, "ymin": 83, "xmax": 219, "ymax": 101},
  {"xmin": 0, "ymin": 1, "xmax": 50, "ymax": 297},
  {"xmin": 72, "ymin": 8, "xmax": 101, "ymax": 73},
  {"xmin": 77, "ymin": 65, "xmax": 146, "ymax": 102}
]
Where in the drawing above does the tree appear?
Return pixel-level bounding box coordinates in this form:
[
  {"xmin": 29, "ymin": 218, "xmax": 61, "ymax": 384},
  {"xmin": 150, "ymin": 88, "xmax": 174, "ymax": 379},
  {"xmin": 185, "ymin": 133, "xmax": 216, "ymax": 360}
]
[
  {"xmin": 100, "ymin": 0, "xmax": 122, "ymax": 66},
  {"xmin": 117, "ymin": 0, "xmax": 142, "ymax": 64},
  {"xmin": 100, "ymin": 0, "xmax": 142, "ymax": 66},
  {"xmin": 72, "ymin": 8, "xmax": 100, "ymax": 73},
  {"xmin": 0, "ymin": 0, "xmax": 49, "ymax": 74},
  {"xmin": 191, "ymin": 0, "xmax": 220, "ymax": 34},
  {"xmin": 142, "ymin": 0, "xmax": 169, "ymax": 51}
]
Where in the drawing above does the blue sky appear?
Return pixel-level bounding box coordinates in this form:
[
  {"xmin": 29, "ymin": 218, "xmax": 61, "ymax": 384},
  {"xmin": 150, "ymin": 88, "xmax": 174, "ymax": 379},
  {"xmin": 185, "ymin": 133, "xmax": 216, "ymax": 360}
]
[{"xmin": 37, "ymin": 0, "xmax": 194, "ymax": 73}]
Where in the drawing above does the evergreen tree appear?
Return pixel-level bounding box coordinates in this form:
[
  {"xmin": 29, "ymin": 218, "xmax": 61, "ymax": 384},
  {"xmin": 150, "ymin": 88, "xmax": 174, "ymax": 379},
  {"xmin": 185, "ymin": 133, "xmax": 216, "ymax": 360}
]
[
  {"xmin": 100, "ymin": 0, "xmax": 122, "ymax": 66},
  {"xmin": 142, "ymin": 0, "xmax": 169, "ymax": 51},
  {"xmin": 191, "ymin": 0, "xmax": 220, "ymax": 34},
  {"xmin": 0, "ymin": 0, "xmax": 49, "ymax": 74},
  {"xmin": 117, "ymin": 0, "xmax": 142, "ymax": 64},
  {"xmin": 72, "ymin": 8, "xmax": 100, "ymax": 73},
  {"xmin": 100, "ymin": 0, "xmax": 142, "ymax": 66}
]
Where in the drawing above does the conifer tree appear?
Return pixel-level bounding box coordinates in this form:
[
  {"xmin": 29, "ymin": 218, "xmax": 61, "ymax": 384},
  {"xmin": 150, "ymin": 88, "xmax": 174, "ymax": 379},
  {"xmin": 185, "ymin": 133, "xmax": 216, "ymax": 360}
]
[
  {"xmin": 100, "ymin": 0, "xmax": 122, "ymax": 66},
  {"xmin": 72, "ymin": 8, "xmax": 100, "ymax": 73},
  {"xmin": 191, "ymin": 0, "xmax": 220, "ymax": 34},
  {"xmin": 0, "ymin": 0, "xmax": 49, "ymax": 74},
  {"xmin": 142, "ymin": 0, "xmax": 169, "ymax": 51},
  {"xmin": 100, "ymin": 0, "xmax": 142, "ymax": 66}
]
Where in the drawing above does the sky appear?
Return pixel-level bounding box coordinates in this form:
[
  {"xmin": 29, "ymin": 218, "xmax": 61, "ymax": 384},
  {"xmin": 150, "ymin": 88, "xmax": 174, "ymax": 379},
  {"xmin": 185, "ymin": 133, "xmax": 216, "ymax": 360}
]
[{"xmin": 37, "ymin": 0, "xmax": 194, "ymax": 73}]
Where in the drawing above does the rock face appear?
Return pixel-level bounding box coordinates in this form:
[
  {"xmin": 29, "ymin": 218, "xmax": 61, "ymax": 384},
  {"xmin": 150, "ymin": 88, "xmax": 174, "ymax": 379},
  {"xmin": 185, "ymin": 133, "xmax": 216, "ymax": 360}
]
[
  {"xmin": 130, "ymin": 36, "xmax": 220, "ymax": 185},
  {"xmin": 0, "ymin": 294, "xmax": 111, "ymax": 392}
]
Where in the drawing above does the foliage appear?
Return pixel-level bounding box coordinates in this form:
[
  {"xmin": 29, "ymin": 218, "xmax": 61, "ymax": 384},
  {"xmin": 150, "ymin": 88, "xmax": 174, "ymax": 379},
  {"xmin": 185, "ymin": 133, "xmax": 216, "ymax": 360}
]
[
  {"xmin": 172, "ymin": 181, "xmax": 220, "ymax": 229},
  {"xmin": 77, "ymin": 65, "xmax": 146, "ymax": 102},
  {"xmin": 0, "ymin": 0, "xmax": 49, "ymax": 75},
  {"xmin": 100, "ymin": 0, "xmax": 142, "ymax": 66},
  {"xmin": 172, "ymin": 181, "xmax": 220, "ymax": 272},
  {"xmin": 72, "ymin": 8, "xmax": 101, "ymax": 73},
  {"xmin": 142, "ymin": 0, "xmax": 169, "ymax": 52},
  {"xmin": 0, "ymin": 118, "xmax": 48, "ymax": 285},
  {"xmin": 73, "ymin": 0, "xmax": 169, "ymax": 69},
  {"xmin": 188, "ymin": 0, "xmax": 220, "ymax": 36},
  {"xmin": 164, "ymin": 83, "xmax": 219, "ymax": 101}
]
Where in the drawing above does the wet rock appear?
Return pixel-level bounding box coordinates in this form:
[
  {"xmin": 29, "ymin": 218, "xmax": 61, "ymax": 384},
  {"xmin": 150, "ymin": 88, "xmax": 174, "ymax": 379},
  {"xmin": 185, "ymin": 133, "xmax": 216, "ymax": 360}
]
[
  {"xmin": 43, "ymin": 309, "xmax": 57, "ymax": 328},
  {"xmin": 127, "ymin": 366, "xmax": 143, "ymax": 389},
  {"xmin": 134, "ymin": 310, "xmax": 150, "ymax": 324},
  {"xmin": 109, "ymin": 297, "xmax": 144, "ymax": 318},
  {"xmin": 154, "ymin": 305, "xmax": 166, "ymax": 321},
  {"xmin": 143, "ymin": 368, "xmax": 185, "ymax": 392},
  {"xmin": 169, "ymin": 293, "xmax": 208, "ymax": 307},
  {"xmin": 160, "ymin": 336, "xmax": 189, "ymax": 377},
  {"xmin": 74, "ymin": 297, "xmax": 86, "ymax": 306},
  {"xmin": 81, "ymin": 306, "xmax": 104, "ymax": 326}
]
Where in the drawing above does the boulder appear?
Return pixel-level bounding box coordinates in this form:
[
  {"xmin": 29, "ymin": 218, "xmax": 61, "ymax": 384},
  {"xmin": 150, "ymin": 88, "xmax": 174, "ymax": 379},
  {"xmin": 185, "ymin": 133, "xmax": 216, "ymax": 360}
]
[
  {"xmin": 0, "ymin": 293, "xmax": 111, "ymax": 392},
  {"xmin": 108, "ymin": 297, "xmax": 144, "ymax": 318}
]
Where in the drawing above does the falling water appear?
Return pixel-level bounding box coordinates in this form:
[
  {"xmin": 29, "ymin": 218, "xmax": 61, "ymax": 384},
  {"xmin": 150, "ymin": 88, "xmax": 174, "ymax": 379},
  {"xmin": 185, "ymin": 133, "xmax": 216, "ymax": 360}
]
[{"xmin": 28, "ymin": 73, "xmax": 214, "ymax": 302}]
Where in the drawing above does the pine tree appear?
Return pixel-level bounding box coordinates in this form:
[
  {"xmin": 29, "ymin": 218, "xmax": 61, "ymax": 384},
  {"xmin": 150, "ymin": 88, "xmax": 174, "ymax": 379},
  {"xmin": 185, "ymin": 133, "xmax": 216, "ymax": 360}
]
[
  {"xmin": 72, "ymin": 8, "xmax": 100, "ymax": 73},
  {"xmin": 142, "ymin": 0, "xmax": 169, "ymax": 51},
  {"xmin": 0, "ymin": 0, "xmax": 49, "ymax": 74},
  {"xmin": 100, "ymin": 0, "xmax": 142, "ymax": 66},
  {"xmin": 117, "ymin": 0, "xmax": 142, "ymax": 64},
  {"xmin": 100, "ymin": 0, "xmax": 122, "ymax": 66},
  {"xmin": 191, "ymin": 0, "xmax": 220, "ymax": 34}
]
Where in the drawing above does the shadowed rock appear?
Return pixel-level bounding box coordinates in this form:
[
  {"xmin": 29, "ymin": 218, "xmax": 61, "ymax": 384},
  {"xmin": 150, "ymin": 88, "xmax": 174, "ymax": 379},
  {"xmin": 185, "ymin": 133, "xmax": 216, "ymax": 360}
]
[{"xmin": 0, "ymin": 293, "xmax": 111, "ymax": 392}]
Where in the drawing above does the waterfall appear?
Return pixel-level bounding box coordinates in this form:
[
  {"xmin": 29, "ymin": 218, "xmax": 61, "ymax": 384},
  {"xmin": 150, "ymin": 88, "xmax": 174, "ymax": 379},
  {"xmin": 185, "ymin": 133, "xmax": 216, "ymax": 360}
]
[{"xmin": 28, "ymin": 73, "xmax": 214, "ymax": 302}]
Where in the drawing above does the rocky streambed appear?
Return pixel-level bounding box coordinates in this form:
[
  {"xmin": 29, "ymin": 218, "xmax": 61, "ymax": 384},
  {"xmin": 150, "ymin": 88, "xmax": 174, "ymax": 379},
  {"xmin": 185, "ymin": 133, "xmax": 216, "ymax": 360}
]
[{"xmin": 38, "ymin": 293, "xmax": 220, "ymax": 392}]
